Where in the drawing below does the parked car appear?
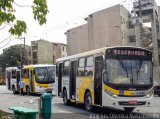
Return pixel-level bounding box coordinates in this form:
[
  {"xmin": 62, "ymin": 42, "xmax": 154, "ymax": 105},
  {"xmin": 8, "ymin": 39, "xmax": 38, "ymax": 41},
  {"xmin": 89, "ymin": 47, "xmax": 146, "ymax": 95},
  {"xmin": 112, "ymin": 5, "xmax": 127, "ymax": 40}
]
[{"xmin": 154, "ymin": 81, "xmax": 160, "ymax": 97}]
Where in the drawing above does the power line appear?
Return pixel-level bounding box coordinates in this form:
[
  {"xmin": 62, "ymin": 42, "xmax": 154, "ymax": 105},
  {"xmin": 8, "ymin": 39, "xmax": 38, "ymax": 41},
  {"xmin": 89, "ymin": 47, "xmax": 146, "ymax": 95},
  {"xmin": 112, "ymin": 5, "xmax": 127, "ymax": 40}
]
[
  {"xmin": 0, "ymin": 24, "xmax": 7, "ymax": 30},
  {"xmin": 0, "ymin": 35, "xmax": 12, "ymax": 45},
  {"xmin": 0, "ymin": 38, "xmax": 12, "ymax": 49},
  {"xmin": 14, "ymin": 1, "xmax": 33, "ymax": 7}
]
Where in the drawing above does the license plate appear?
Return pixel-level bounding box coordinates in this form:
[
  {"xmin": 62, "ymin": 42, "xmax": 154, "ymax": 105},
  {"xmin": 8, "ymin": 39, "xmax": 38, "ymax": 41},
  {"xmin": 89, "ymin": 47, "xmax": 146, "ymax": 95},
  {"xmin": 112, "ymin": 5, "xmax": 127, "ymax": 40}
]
[
  {"xmin": 128, "ymin": 100, "xmax": 137, "ymax": 105},
  {"xmin": 132, "ymin": 91, "xmax": 145, "ymax": 95}
]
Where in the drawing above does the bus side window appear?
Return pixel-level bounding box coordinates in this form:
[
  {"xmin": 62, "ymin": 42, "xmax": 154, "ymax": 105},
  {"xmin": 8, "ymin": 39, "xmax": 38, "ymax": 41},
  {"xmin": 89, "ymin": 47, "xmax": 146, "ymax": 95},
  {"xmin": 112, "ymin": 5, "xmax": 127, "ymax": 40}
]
[
  {"xmin": 78, "ymin": 58, "xmax": 85, "ymax": 76},
  {"xmin": 85, "ymin": 56, "xmax": 93, "ymax": 77},
  {"xmin": 63, "ymin": 61, "xmax": 70, "ymax": 76}
]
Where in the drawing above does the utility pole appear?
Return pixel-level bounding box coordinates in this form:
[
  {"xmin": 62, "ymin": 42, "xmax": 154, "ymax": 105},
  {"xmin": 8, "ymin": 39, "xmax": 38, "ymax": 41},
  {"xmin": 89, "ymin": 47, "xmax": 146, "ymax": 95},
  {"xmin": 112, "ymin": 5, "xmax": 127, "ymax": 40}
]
[
  {"xmin": 16, "ymin": 37, "xmax": 27, "ymax": 65},
  {"xmin": 135, "ymin": 0, "xmax": 143, "ymax": 47},
  {"xmin": 151, "ymin": 6, "xmax": 160, "ymax": 84}
]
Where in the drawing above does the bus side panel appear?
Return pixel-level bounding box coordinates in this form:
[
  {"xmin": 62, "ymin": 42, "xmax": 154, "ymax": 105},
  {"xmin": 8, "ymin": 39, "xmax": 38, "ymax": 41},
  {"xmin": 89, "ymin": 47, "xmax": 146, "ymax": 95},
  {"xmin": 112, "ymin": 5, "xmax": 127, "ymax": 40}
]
[
  {"xmin": 76, "ymin": 76, "xmax": 94, "ymax": 104},
  {"xmin": 62, "ymin": 76, "xmax": 70, "ymax": 99}
]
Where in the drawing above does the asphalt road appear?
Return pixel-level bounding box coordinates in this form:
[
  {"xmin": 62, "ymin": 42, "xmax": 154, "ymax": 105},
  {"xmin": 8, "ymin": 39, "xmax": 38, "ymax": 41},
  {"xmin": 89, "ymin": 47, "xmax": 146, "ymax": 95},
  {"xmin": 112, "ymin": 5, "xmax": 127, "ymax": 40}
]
[{"xmin": 0, "ymin": 85, "xmax": 160, "ymax": 119}]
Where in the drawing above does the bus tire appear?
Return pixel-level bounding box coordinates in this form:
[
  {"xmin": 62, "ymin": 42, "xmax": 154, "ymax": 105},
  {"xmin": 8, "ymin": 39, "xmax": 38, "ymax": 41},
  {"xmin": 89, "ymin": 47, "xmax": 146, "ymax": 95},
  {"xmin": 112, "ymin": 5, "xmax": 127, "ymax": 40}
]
[
  {"xmin": 12, "ymin": 85, "xmax": 16, "ymax": 94},
  {"xmin": 124, "ymin": 107, "xmax": 135, "ymax": 113},
  {"xmin": 26, "ymin": 86, "xmax": 30, "ymax": 95},
  {"xmin": 63, "ymin": 90, "xmax": 70, "ymax": 105},
  {"xmin": 84, "ymin": 92, "xmax": 93, "ymax": 112}
]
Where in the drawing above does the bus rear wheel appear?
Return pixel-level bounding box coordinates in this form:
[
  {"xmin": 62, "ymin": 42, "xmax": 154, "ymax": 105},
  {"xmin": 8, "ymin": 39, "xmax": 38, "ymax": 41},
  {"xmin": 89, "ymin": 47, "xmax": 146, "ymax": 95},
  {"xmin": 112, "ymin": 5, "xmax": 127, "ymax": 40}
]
[
  {"xmin": 84, "ymin": 92, "xmax": 93, "ymax": 112},
  {"xmin": 124, "ymin": 107, "xmax": 135, "ymax": 113},
  {"xmin": 63, "ymin": 90, "xmax": 70, "ymax": 105}
]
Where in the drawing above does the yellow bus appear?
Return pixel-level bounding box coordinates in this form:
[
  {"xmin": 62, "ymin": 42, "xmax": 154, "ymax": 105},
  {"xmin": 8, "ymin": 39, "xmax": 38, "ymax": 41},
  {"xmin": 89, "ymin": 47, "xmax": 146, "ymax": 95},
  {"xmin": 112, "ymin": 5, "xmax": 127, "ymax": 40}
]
[
  {"xmin": 56, "ymin": 46, "xmax": 153, "ymax": 112},
  {"xmin": 22, "ymin": 64, "xmax": 56, "ymax": 95}
]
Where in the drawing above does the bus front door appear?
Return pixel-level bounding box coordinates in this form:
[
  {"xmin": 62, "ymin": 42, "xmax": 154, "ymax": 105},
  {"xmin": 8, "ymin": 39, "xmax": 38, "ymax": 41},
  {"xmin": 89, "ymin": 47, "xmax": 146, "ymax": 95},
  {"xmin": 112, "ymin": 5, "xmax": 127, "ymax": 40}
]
[
  {"xmin": 70, "ymin": 61, "xmax": 77, "ymax": 100},
  {"xmin": 58, "ymin": 63, "xmax": 63, "ymax": 96},
  {"xmin": 94, "ymin": 56, "xmax": 103, "ymax": 105}
]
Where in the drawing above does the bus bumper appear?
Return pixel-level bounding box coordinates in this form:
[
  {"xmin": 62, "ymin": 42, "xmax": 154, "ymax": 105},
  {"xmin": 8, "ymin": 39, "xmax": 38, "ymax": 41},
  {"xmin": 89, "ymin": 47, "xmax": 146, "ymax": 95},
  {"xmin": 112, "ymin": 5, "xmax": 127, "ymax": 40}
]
[{"xmin": 102, "ymin": 93, "xmax": 153, "ymax": 109}]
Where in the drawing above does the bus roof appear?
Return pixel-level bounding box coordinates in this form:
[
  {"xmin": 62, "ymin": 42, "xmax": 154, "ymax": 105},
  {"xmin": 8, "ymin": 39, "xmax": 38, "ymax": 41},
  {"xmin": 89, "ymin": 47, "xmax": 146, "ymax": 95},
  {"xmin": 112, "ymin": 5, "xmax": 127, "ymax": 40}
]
[
  {"xmin": 5, "ymin": 67, "xmax": 19, "ymax": 71},
  {"xmin": 23, "ymin": 64, "xmax": 55, "ymax": 69},
  {"xmin": 56, "ymin": 46, "xmax": 151, "ymax": 62}
]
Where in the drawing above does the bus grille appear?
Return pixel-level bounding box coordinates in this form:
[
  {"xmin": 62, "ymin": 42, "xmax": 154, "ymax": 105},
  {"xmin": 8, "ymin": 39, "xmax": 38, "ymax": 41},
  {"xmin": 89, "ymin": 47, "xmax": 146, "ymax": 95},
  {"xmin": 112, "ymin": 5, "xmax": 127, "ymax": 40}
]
[{"xmin": 119, "ymin": 101, "xmax": 146, "ymax": 106}]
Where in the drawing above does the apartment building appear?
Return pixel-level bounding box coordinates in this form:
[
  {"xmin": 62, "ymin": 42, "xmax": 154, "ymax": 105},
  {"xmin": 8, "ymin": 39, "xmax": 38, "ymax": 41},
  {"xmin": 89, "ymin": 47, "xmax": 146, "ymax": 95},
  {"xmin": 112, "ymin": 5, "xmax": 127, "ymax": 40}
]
[
  {"xmin": 66, "ymin": 4, "xmax": 132, "ymax": 55},
  {"xmin": 66, "ymin": 24, "xmax": 88, "ymax": 55},
  {"xmin": 31, "ymin": 39, "xmax": 67, "ymax": 64},
  {"xmin": 52, "ymin": 42, "xmax": 67, "ymax": 63}
]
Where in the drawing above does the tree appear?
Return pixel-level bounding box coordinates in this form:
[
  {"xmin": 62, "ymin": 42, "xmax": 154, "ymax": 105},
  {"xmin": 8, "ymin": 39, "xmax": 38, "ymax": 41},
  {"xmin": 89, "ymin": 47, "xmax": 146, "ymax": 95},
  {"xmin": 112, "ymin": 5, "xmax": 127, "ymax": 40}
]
[
  {"xmin": 0, "ymin": 0, "xmax": 48, "ymax": 37},
  {"xmin": 0, "ymin": 45, "xmax": 27, "ymax": 72}
]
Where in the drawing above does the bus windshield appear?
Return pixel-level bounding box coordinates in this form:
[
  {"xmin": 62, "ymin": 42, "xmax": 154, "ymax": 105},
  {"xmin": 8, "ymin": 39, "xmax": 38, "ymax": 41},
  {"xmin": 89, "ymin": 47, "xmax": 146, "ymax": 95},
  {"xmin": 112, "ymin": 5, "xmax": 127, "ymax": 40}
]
[
  {"xmin": 105, "ymin": 59, "xmax": 152, "ymax": 85},
  {"xmin": 35, "ymin": 66, "xmax": 55, "ymax": 84}
]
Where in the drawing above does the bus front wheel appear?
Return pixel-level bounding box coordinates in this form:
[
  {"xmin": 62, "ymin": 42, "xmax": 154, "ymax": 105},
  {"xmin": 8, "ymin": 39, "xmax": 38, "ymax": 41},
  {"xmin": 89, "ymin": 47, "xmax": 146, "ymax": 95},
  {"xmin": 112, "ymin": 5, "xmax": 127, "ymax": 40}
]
[
  {"xmin": 84, "ymin": 92, "xmax": 93, "ymax": 112},
  {"xmin": 63, "ymin": 90, "xmax": 70, "ymax": 105}
]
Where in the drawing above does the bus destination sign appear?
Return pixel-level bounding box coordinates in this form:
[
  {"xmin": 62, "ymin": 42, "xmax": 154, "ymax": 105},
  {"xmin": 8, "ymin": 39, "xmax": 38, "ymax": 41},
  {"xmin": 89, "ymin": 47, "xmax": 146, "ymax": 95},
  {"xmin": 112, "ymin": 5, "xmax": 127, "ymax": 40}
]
[{"xmin": 113, "ymin": 49, "xmax": 145, "ymax": 56}]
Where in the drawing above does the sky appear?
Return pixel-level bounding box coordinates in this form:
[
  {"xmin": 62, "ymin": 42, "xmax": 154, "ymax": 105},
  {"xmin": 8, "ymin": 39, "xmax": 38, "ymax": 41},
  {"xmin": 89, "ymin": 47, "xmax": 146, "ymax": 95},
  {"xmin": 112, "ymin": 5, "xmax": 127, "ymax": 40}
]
[{"xmin": 0, "ymin": 0, "xmax": 160, "ymax": 54}]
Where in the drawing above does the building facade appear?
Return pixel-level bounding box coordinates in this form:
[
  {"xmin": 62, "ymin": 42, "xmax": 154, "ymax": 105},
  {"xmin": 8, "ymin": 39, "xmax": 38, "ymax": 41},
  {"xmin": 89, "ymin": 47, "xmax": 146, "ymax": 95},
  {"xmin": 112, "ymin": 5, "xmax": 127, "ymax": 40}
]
[
  {"xmin": 52, "ymin": 42, "xmax": 67, "ymax": 63},
  {"xmin": 66, "ymin": 24, "xmax": 88, "ymax": 56},
  {"xmin": 66, "ymin": 5, "xmax": 132, "ymax": 55},
  {"xmin": 31, "ymin": 39, "xmax": 67, "ymax": 64}
]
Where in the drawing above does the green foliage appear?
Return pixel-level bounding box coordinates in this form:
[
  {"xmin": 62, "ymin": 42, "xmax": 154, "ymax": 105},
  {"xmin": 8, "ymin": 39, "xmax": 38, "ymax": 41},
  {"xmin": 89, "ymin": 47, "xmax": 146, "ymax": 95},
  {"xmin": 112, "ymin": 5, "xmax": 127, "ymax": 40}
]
[
  {"xmin": 0, "ymin": 45, "xmax": 28, "ymax": 72},
  {"xmin": 0, "ymin": 0, "xmax": 15, "ymax": 25},
  {"xmin": 33, "ymin": 0, "xmax": 48, "ymax": 25},
  {"xmin": 9, "ymin": 20, "xmax": 27, "ymax": 37},
  {"xmin": 0, "ymin": 0, "xmax": 48, "ymax": 36}
]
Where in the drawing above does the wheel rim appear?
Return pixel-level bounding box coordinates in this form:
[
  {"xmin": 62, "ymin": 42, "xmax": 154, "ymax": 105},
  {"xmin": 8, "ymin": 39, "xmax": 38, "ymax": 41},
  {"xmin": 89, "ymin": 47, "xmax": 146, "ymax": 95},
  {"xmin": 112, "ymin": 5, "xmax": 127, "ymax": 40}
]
[{"xmin": 85, "ymin": 94, "xmax": 92, "ymax": 111}]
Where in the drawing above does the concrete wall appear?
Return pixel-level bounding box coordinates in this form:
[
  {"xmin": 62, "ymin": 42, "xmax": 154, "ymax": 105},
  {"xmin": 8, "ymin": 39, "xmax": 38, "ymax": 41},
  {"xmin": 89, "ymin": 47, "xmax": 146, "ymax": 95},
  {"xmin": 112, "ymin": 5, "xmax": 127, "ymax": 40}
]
[
  {"xmin": 87, "ymin": 4, "xmax": 122, "ymax": 50},
  {"xmin": 53, "ymin": 43, "xmax": 67, "ymax": 63},
  {"xmin": 66, "ymin": 5, "xmax": 131, "ymax": 55},
  {"xmin": 37, "ymin": 40, "xmax": 53, "ymax": 64},
  {"xmin": 66, "ymin": 24, "xmax": 88, "ymax": 56}
]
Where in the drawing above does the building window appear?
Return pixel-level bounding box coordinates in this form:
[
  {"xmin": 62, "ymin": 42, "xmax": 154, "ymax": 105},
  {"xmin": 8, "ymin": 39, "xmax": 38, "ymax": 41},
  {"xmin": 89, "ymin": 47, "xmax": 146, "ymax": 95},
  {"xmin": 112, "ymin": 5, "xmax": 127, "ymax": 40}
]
[
  {"xmin": 62, "ymin": 46, "xmax": 65, "ymax": 52},
  {"xmin": 33, "ymin": 52, "xmax": 37, "ymax": 59},
  {"xmin": 129, "ymin": 35, "xmax": 136, "ymax": 43}
]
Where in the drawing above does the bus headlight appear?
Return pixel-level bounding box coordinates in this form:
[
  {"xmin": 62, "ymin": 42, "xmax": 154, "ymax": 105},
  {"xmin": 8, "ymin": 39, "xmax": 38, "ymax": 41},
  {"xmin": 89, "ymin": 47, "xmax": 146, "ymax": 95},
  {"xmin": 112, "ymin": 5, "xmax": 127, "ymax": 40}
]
[
  {"xmin": 146, "ymin": 94, "xmax": 150, "ymax": 98},
  {"xmin": 113, "ymin": 94, "xmax": 117, "ymax": 98},
  {"xmin": 145, "ymin": 89, "xmax": 153, "ymax": 98},
  {"xmin": 105, "ymin": 90, "xmax": 117, "ymax": 98}
]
